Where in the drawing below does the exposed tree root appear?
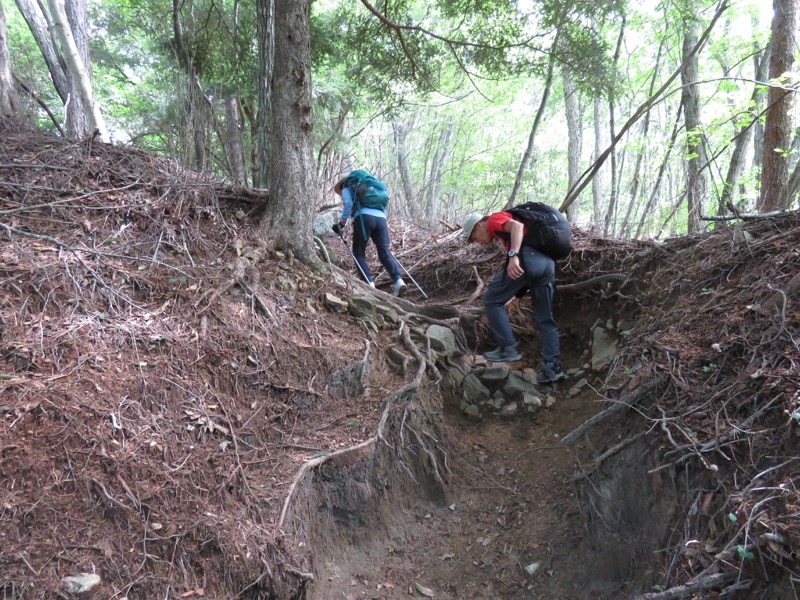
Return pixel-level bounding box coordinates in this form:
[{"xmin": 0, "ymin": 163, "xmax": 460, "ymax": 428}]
[{"xmin": 277, "ymin": 318, "xmax": 432, "ymax": 531}]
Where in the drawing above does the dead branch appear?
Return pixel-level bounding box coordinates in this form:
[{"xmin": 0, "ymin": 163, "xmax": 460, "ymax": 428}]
[
  {"xmin": 562, "ymin": 381, "xmax": 659, "ymax": 446},
  {"xmin": 631, "ymin": 572, "xmax": 737, "ymax": 600},
  {"xmin": 557, "ymin": 273, "xmax": 632, "ymax": 292}
]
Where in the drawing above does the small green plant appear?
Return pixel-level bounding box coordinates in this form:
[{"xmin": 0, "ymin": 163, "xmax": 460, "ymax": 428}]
[
  {"xmin": 168, "ymin": 276, "xmax": 188, "ymax": 285},
  {"xmin": 728, "ymin": 513, "xmax": 738, "ymax": 523},
  {"xmin": 702, "ymin": 363, "xmax": 718, "ymax": 372},
  {"xmin": 348, "ymin": 418, "xmax": 360, "ymax": 429},
  {"xmin": 624, "ymin": 368, "xmax": 636, "ymax": 376},
  {"xmin": 700, "ymin": 288, "xmax": 714, "ymax": 295},
  {"xmin": 737, "ymin": 545, "xmax": 755, "ymax": 560}
]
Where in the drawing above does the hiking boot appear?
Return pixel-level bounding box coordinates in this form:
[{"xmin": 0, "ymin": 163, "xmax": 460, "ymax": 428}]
[
  {"xmin": 483, "ymin": 344, "xmax": 522, "ymax": 362},
  {"xmin": 537, "ymin": 361, "xmax": 566, "ymax": 384},
  {"xmin": 392, "ymin": 279, "xmax": 407, "ymax": 297}
]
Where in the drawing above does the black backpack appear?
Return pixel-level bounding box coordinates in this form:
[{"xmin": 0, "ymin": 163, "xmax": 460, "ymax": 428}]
[{"xmin": 501, "ymin": 202, "xmax": 572, "ymax": 260}]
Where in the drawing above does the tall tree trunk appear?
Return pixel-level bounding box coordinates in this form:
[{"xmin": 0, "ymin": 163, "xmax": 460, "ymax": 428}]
[
  {"xmin": 0, "ymin": 0, "xmax": 20, "ymax": 119},
  {"xmin": 759, "ymin": 0, "xmax": 797, "ymax": 212},
  {"xmin": 255, "ymin": 0, "xmax": 275, "ymax": 188},
  {"xmin": 563, "ymin": 69, "xmax": 582, "ymax": 223},
  {"xmin": 752, "ymin": 15, "xmax": 766, "ymax": 199},
  {"xmin": 171, "ymin": 0, "xmax": 208, "ymax": 170},
  {"xmin": 620, "ymin": 36, "xmax": 666, "ymax": 238},
  {"xmin": 719, "ymin": 46, "xmax": 770, "ymax": 216},
  {"xmin": 46, "ymin": 0, "xmax": 105, "ymax": 139},
  {"xmin": 680, "ymin": 14, "xmax": 706, "ymax": 233},
  {"xmin": 14, "ymin": 0, "xmax": 102, "ymax": 136},
  {"xmin": 560, "ymin": 1, "xmax": 728, "ymax": 217},
  {"xmin": 506, "ymin": 33, "xmax": 559, "ymax": 210},
  {"xmin": 63, "ymin": 0, "xmax": 92, "ymax": 136},
  {"xmin": 224, "ymin": 96, "xmax": 247, "ymax": 185},
  {"xmin": 13, "ymin": 0, "xmax": 69, "ymax": 99},
  {"xmin": 425, "ymin": 125, "xmax": 453, "ymax": 227},
  {"xmin": 592, "ymin": 95, "xmax": 607, "ymax": 231},
  {"xmin": 634, "ymin": 102, "xmax": 684, "ymax": 239},
  {"xmin": 603, "ymin": 18, "xmax": 625, "ymax": 237},
  {"xmin": 392, "ymin": 115, "xmax": 416, "ymax": 216},
  {"xmin": 257, "ymin": 0, "xmax": 317, "ymax": 262}
]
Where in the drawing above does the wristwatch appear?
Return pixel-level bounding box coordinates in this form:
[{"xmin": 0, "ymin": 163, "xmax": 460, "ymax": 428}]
[{"xmin": 507, "ymin": 249, "xmax": 518, "ymax": 258}]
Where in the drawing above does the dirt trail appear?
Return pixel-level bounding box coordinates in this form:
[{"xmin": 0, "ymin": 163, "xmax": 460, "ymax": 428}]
[{"xmin": 303, "ymin": 382, "xmax": 617, "ymax": 600}]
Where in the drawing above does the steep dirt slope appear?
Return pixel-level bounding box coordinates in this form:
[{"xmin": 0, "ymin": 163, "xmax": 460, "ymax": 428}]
[{"xmin": 2, "ymin": 124, "xmax": 799, "ymax": 600}]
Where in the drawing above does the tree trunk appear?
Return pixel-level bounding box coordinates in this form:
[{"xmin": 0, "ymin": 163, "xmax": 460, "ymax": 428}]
[
  {"xmin": 634, "ymin": 102, "xmax": 683, "ymax": 239},
  {"xmin": 752, "ymin": 14, "xmax": 765, "ymax": 197},
  {"xmin": 591, "ymin": 95, "xmax": 606, "ymax": 231},
  {"xmin": 563, "ymin": 69, "xmax": 582, "ymax": 223},
  {"xmin": 13, "ymin": 0, "xmax": 69, "ymax": 99},
  {"xmin": 506, "ymin": 32, "xmax": 559, "ymax": 210},
  {"xmin": 620, "ymin": 36, "xmax": 665, "ymax": 238},
  {"xmin": 46, "ymin": 0, "xmax": 106, "ymax": 139},
  {"xmin": 425, "ymin": 125, "xmax": 453, "ymax": 227},
  {"xmin": 224, "ymin": 96, "xmax": 247, "ymax": 185},
  {"xmin": 759, "ymin": 0, "xmax": 797, "ymax": 212},
  {"xmin": 257, "ymin": 0, "xmax": 317, "ymax": 262},
  {"xmin": 680, "ymin": 15, "xmax": 706, "ymax": 233},
  {"xmin": 392, "ymin": 116, "xmax": 416, "ymax": 216},
  {"xmin": 559, "ymin": 1, "xmax": 728, "ymax": 217},
  {"xmin": 171, "ymin": 0, "xmax": 208, "ymax": 170},
  {"xmin": 0, "ymin": 0, "xmax": 20, "ymax": 118},
  {"xmin": 255, "ymin": 0, "xmax": 275, "ymax": 188},
  {"xmin": 15, "ymin": 0, "xmax": 105, "ymax": 138},
  {"xmin": 603, "ymin": 18, "xmax": 625, "ymax": 237},
  {"xmin": 719, "ymin": 46, "xmax": 770, "ymax": 216}
]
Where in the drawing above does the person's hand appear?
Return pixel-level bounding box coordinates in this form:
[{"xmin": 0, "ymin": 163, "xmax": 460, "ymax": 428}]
[
  {"xmin": 332, "ymin": 220, "xmax": 347, "ymax": 235},
  {"xmin": 506, "ymin": 255, "xmax": 524, "ymax": 279}
]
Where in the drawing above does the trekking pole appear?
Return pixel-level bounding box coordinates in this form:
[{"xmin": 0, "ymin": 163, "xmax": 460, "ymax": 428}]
[
  {"xmin": 336, "ymin": 233, "xmax": 371, "ymax": 285},
  {"xmin": 392, "ymin": 253, "xmax": 429, "ymax": 300}
]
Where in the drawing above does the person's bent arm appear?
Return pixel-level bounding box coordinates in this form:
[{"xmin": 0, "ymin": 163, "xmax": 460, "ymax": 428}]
[
  {"xmin": 339, "ymin": 186, "xmax": 355, "ymax": 226},
  {"xmin": 502, "ymin": 219, "xmax": 525, "ymax": 279}
]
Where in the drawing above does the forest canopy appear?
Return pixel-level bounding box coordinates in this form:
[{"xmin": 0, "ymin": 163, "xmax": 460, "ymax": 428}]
[{"xmin": 0, "ymin": 0, "xmax": 793, "ymax": 239}]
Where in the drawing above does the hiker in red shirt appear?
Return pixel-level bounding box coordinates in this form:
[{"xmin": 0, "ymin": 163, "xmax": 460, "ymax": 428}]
[{"xmin": 463, "ymin": 210, "xmax": 566, "ymax": 384}]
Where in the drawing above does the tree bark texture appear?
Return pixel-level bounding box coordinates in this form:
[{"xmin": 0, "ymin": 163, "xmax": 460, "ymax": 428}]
[
  {"xmin": 392, "ymin": 116, "xmax": 416, "ymax": 216},
  {"xmin": 592, "ymin": 95, "xmax": 607, "ymax": 231},
  {"xmin": 719, "ymin": 46, "xmax": 770, "ymax": 216},
  {"xmin": 634, "ymin": 102, "xmax": 683, "ymax": 239},
  {"xmin": 172, "ymin": 0, "xmax": 209, "ymax": 170},
  {"xmin": 751, "ymin": 14, "xmax": 765, "ymax": 189},
  {"xmin": 256, "ymin": 0, "xmax": 275, "ymax": 189},
  {"xmin": 425, "ymin": 125, "xmax": 453, "ymax": 227},
  {"xmin": 258, "ymin": 0, "xmax": 318, "ymax": 262},
  {"xmin": 621, "ymin": 35, "xmax": 665, "ymax": 238},
  {"xmin": 0, "ymin": 1, "xmax": 20, "ymax": 118},
  {"xmin": 224, "ymin": 96, "xmax": 247, "ymax": 185},
  {"xmin": 603, "ymin": 18, "xmax": 625, "ymax": 237},
  {"xmin": 563, "ymin": 69, "xmax": 581, "ymax": 223},
  {"xmin": 46, "ymin": 0, "xmax": 105, "ymax": 138},
  {"xmin": 759, "ymin": 0, "xmax": 797, "ymax": 212},
  {"xmin": 680, "ymin": 16, "xmax": 706, "ymax": 233},
  {"xmin": 13, "ymin": 0, "xmax": 69, "ymax": 99}
]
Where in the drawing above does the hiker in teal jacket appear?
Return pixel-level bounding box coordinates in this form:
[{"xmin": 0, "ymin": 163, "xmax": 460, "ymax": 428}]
[{"xmin": 334, "ymin": 170, "xmax": 406, "ymax": 296}]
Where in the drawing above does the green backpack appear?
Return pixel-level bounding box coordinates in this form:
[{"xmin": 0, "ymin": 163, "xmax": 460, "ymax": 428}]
[{"xmin": 345, "ymin": 170, "xmax": 389, "ymax": 211}]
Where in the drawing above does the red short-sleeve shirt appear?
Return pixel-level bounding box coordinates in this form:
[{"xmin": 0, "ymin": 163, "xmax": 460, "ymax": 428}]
[{"xmin": 486, "ymin": 212, "xmax": 526, "ymax": 250}]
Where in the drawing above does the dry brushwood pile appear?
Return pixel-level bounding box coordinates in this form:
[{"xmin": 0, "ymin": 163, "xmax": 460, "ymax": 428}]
[
  {"xmin": 563, "ymin": 216, "xmax": 800, "ymax": 597},
  {"xmin": 0, "ymin": 123, "xmax": 434, "ymax": 598},
  {"xmin": 1, "ymin": 120, "xmax": 799, "ymax": 600}
]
